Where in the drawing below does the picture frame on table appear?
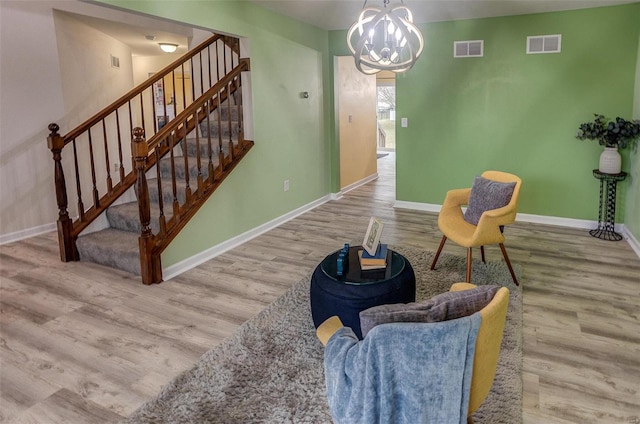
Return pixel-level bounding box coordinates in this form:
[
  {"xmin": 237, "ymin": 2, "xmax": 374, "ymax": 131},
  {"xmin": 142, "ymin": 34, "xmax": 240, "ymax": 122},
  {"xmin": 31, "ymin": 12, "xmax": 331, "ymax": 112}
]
[{"xmin": 362, "ymin": 216, "xmax": 384, "ymax": 256}]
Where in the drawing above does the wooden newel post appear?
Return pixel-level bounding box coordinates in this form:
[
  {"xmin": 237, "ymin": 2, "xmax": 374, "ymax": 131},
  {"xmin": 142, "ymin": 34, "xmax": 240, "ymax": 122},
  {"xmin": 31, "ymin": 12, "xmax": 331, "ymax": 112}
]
[
  {"xmin": 132, "ymin": 127, "xmax": 162, "ymax": 284},
  {"xmin": 47, "ymin": 123, "xmax": 77, "ymax": 261}
]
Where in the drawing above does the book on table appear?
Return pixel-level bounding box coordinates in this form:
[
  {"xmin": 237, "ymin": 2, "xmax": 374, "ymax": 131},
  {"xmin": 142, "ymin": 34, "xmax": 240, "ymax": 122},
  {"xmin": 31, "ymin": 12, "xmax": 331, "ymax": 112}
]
[{"xmin": 358, "ymin": 244, "xmax": 387, "ymax": 269}]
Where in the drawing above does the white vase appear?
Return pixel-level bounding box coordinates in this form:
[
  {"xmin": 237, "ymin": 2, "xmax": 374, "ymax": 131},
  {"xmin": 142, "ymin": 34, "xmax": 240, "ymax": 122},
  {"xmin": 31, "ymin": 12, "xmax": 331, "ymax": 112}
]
[{"xmin": 599, "ymin": 147, "xmax": 621, "ymax": 174}]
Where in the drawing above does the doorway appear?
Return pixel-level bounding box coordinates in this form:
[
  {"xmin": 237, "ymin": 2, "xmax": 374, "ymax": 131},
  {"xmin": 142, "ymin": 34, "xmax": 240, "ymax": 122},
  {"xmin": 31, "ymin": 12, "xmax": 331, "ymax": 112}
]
[{"xmin": 376, "ymin": 71, "xmax": 396, "ymax": 154}]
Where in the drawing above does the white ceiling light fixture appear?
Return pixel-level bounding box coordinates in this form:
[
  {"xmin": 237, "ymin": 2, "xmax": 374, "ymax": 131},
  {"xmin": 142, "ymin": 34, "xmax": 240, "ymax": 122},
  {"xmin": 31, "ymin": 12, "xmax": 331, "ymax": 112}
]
[
  {"xmin": 158, "ymin": 43, "xmax": 178, "ymax": 53},
  {"xmin": 347, "ymin": 0, "xmax": 424, "ymax": 75}
]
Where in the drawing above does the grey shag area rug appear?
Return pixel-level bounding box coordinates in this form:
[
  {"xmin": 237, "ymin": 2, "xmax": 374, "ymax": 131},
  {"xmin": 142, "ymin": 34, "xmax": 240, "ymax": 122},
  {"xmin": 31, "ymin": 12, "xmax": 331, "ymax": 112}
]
[{"xmin": 122, "ymin": 247, "xmax": 522, "ymax": 424}]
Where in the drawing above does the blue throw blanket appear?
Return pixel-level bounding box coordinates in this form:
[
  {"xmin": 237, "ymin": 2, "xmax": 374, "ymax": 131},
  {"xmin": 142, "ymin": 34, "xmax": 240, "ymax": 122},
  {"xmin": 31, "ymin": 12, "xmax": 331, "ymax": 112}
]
[{"xmin": 324, "ymin": 313, "xmax": 481, "ymax": 424}]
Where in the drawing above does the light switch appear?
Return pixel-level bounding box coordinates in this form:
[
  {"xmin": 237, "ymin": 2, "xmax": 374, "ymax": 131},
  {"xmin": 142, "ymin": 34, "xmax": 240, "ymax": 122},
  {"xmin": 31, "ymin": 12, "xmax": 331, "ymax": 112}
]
[{"xmin": 401, "ymin": 118, "xmax": 408, "ymax": 128}]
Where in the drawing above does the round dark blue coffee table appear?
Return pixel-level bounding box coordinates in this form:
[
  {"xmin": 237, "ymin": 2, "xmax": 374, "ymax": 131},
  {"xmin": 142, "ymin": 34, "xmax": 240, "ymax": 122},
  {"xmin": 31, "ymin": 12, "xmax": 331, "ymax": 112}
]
[{"xmin": 310, "ymin": 246, "xmax": 415, "ymax": 339}]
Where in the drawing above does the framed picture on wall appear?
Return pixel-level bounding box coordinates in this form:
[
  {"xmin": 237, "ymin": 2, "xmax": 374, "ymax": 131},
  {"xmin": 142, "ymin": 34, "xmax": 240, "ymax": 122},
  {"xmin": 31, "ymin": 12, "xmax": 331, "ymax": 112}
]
[
  {"xmin": 362, "ymin": 216, "xmax": 384, "ymax": 256},
  {"xmin": 150, "ymin": 72, "xmax": 164, "ymax": 106}
]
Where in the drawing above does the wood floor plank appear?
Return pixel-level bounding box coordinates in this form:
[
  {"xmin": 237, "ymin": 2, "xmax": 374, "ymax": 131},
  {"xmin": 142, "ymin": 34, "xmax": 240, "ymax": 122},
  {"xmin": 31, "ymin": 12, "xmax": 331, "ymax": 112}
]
[{"xmin": 1, "ymin": 153, "xmax": 639, "ymax": 423}]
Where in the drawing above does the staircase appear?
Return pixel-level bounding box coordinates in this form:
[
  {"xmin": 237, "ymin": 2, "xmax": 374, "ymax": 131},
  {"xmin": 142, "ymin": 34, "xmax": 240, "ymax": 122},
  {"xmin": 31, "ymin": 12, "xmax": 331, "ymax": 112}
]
[{"xmin": 47, "ymin": 34, "xmax": 253, "ymax": 284}]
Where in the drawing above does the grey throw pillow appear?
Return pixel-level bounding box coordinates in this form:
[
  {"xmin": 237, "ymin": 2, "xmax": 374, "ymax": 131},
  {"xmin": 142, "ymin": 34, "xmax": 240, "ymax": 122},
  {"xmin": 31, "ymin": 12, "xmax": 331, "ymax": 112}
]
[
  {"xmin": 359, "ymin": 285, "xmax": 499, "ymax": 338},
  {"xmin": 463, "ymin": 176, "xmax": 516, "ymax": 225}
]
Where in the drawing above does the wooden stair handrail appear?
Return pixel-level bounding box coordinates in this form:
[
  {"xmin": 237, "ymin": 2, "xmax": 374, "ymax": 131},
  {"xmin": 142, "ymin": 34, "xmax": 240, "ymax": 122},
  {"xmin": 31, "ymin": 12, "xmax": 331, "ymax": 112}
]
[
  {"xmin": 61, "ymin": 59, "xmax": 249, "ymax": 239},
  {"xmin": 146, "ymin": 58, "xmax": 250, "ymax": 153},
  {"xmin": 61, "ymin": 33, "xmax": 226, "ymax": 144},
  {"xmin": 47, "ymin": 35, "xmax": 249, "ymax": 268}
]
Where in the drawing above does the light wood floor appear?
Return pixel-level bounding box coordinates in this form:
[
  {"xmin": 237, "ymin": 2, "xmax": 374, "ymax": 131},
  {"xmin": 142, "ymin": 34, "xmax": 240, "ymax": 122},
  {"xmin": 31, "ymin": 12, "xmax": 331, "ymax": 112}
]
[{"xmin": 1, "ymin": 153, "xmax": 639, "ymax": 423}]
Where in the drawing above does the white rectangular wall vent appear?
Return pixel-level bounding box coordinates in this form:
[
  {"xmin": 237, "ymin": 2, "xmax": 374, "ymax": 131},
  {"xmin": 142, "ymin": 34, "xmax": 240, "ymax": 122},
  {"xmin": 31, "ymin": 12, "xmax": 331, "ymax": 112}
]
[
  {"xmin": 454, "ymin": 40, "xmax": 484, "ymax": 58},
  {"xmin": 527, "ymin": 34, "xmax": 562, "ymax": 54},
  {"xmin": 110, "ymin": 54, "xmax": 120, "ymax": 69}
]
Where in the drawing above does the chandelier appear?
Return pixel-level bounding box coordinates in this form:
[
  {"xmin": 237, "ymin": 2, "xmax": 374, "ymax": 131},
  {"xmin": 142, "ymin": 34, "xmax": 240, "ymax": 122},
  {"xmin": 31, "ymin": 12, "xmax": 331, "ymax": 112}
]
[{"xmin": 347, "ymin": 0, "xmax": 424, "ymax": 75}]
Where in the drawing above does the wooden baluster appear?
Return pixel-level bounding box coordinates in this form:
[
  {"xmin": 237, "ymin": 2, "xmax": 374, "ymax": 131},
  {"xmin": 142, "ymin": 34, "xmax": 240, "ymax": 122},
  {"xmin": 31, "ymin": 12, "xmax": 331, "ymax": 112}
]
[
  {"xmin": 223, "ymin": 38, "xmax": 228, "ymax": 76},
  {"xmin": 162, "ymin": 75, "xmax": 169, "ymax": 130},
  {"xmin": 205, "ymin": 101, "xmax": 215, "ymax": 180},
  {"xmin": 70, "ymin": 140, "xmax": 85, "ymax": 223},
  {"xmin": 87, "ymin": 128, "xmax": 100, "ymax": 208},
  {"xmin": 226, "ymin": 82, "xmax": 234, "ymax": 162},
  {"xmin": 182, "ymin": 118, "xmax": 192, "ymax": 203},
  {"xmin": 132, "ymin": 127, "xmax": 161, "ymax": 284},
  {"xmin": 181, "ymin": 63, "xmax": 187, "ymax": 112},
  {"xmin": 127, "ymin": 101, "xmax": 134, "ymax": 170},
  {"xmin": 102, "ymin": 119, "xmax": 113, "ymax": 192},
  {"xmin": 169, "ymin": 132, "xmax": 180, "ymax": 217},
  {"xmin": 189, "ymin": 57, "xmax": 197, "ymax": 102},
  {"xmin": 115, "ymin": 109, "xmax": 125, "ymax": 182},
  {"xmin": 206, "ymin": 45, "xmax": 212, "ymax": 89},
  {"xmin": 47, "ymin": 123, "xmax": 78, "ymax": 262},
  {"xmin": 216, "ymin": 90, "xmax": 224, "ymax": 169},
  {"xmin": 151, "ymin": 87, "xmax": 158, "ymax": 134},
  {"xmin": 199, "ymin": 51, "xmax": 205, "ymax": 101},
  {"xmin": 193, "ymin": 110, "xmax": 204, "ymax": 191},
  {"xmin": 215, "ymin": 40, "xmax": 220, "ymax": 82},
  {"xmin": 236, "ymin": 74, "xmax": 244, "ymax": 149},
  {"xmin": 154, "ymin": 144, "xmax": 166, "ymax": 236},
  {"xmin": 139, "ymin": 93, "xmax": 146, "ymax": 135}
]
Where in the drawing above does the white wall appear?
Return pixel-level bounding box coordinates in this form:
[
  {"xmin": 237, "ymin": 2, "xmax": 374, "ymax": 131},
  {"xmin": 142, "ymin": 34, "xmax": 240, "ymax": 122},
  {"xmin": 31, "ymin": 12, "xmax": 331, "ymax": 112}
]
[
  {"xmin": 0, "ymin": 0, "xmax": 196, "ymax": 242},
  {"xmin": 0, "ymin": 1, "xmax": 66, "ymax": 239},
  {"xmin": 132, "ymin": 55, "xmax": 180, "ymax": 86},
  {"xmin": 53, "ymin": 10, "xmax": 136, "ymax": 217}
]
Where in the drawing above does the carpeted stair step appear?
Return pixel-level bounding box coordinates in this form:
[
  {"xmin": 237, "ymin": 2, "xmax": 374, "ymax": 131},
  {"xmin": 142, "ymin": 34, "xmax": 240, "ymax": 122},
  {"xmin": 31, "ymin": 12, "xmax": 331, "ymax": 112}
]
[
  {"xmin": 76, "ymin": 228, "xmax": 141, "ymax": 275},
  {"xmin": 147, "ymin": 177, "xmax": 190, "ymax": 206},
  {"xmin": 182, "ymin": 137, "xmax": 235, "ymax": 159},
  {"xmin": 158, "ymin": 154, "xmax": 217, "ymax": 180},
  {"xmin": 106, "ymin": 201, "xmax": 174, "ymax": 235},
  {"xmin": 205, "ymin": 103, "xmax": 242, "ymax": 121},
  {"xmin": 198, "ymin": 119, "xmax": 240, "ymax": 139}
]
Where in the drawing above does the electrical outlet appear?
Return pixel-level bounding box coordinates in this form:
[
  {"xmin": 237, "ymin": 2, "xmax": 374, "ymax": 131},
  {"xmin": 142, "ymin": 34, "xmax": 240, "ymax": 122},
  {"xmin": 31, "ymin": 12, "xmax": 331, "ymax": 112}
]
[
  {"xmin": 401, "ymin": 118, "xmax": 408, "ymax": 128},
  {"xmin": 284, "ymin": 180, "xmax": 290, "ymax": 192},
  {"xmin": 113, "ymin": 162, "xmax": 120, "ymax": 172}
]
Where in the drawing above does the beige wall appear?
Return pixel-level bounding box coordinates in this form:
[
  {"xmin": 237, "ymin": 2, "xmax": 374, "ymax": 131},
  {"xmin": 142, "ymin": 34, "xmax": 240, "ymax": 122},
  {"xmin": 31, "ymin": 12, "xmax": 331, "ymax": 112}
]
[
  {"xmin": 336, "ymin": 56, "xmax": 377, "ymax": 189},
  {"xmin": 53, "ymin": 10, "xmax": 136, "ymax": 217}
]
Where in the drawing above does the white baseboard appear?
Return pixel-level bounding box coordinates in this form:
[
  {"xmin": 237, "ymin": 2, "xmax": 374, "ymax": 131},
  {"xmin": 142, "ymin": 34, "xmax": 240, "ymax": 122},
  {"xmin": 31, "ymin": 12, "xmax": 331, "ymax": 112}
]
[
  {"xmin": 5, "ymin": 195, "xmax": 639, "ymax": 265},
  {"xmin": 394, "ymin": 200, "xmax": 441, "ymax": 213},
  {"xmin": 340, "ymin": 173, "xmax": 378, "ymax": 195},
  {"xmin": 162, "ymin": 194, "xmax": 332, "ymax": 280},
  {"xmin": 0, "ymin": 222, "xmax": 57, "ymax": 245},
  {"xmin": 393, "ymin": 201, "xmax": 639, "ymax": 258},
  {"xmin": 623, "ymin": 225, "xmax": 640, "ymax": 257}
]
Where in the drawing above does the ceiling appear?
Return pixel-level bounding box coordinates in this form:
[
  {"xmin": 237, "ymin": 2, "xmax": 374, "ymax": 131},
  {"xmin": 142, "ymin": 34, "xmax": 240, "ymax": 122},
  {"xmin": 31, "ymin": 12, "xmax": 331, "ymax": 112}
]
[
  {"xmin": 67, "ymin": 0, "xmax": 636, "ymax": 54},
  {"xmin": 249, "ymin": 0, "xmax": 637, "ymax": 31},
  {"xmin": 60, "ymin": 9, "xmax": 194, "ymax": 57}
]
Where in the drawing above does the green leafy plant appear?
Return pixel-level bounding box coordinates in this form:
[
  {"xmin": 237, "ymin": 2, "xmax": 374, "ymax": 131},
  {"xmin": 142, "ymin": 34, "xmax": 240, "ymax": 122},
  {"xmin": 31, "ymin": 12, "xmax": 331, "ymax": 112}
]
[{"xmin": 576, "ymin": 114, "xmax": 640, "ymax": 149}]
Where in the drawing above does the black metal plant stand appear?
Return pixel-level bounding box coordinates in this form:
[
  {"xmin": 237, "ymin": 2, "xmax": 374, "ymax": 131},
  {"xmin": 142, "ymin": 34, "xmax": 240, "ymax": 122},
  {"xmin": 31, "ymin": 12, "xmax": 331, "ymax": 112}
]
[{"xmin": 590, "ymin": 169, "xmax": 627, "ymax": 241}]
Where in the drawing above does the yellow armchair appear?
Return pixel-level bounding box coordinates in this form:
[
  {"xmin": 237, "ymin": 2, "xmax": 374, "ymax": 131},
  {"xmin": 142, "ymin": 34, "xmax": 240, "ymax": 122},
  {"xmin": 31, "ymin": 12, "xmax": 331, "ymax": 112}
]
[
  {"xmin": 316, "ymin": 284, "xmax": 510, "ymax": 424},
  {"xmin": 450, "ymin": 282, "xmax": 510, "ymax": 424},
  {"xmin": 431, "ymin": 171, "xmax": 521, "ymax": 286}
]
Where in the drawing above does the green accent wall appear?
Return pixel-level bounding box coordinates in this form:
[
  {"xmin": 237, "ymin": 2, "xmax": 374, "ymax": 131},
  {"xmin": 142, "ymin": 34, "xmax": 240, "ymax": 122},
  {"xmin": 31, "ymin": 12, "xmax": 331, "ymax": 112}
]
[
  {"xmin": 96, "ymin": 0, "xmax": 333, "ymax": 267},
  {"xmin": 331, "ymin": 4, "xmax": 639, "ymax": 222},
  {"xmin": 626, "ymin": 29, "xmax": 640, "ymax": 242},
  {"xmin": 95, "ymin": 1, "xmax": 640, "ymax": 267}
]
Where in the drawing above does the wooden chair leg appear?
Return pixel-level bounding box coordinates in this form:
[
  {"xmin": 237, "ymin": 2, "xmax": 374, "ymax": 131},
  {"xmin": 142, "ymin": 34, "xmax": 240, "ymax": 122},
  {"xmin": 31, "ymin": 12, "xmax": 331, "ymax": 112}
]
[
  {"xmin": 466, "ymin": 248, "xmax": 472, "ymax": 283},
  {"xmin": 480, "ymin": 246, "xmax": 486, "ymax": 263},
  {"xmin": 430, "ymin": 235, "xmax": 447, "ymax": 270},
  {"xmin": 499, "ymin": 243, "xmax": 519, "ymax": 286}
]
